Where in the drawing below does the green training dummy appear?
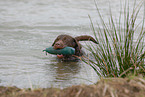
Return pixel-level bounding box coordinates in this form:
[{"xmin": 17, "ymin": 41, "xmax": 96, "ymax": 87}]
[{"xmin": 43, "ymin": 46, "xmax": 75, "ymax": 55}]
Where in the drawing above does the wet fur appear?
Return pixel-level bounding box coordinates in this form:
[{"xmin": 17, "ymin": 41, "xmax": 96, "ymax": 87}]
[{"xmin": 52, "ymin": 34, "xmax": 98, "ymax": 61}]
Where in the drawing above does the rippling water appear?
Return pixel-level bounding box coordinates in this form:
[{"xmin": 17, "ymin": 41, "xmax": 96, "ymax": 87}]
[{"xmin": 0, "ymin": 0, "xmax": 144, "ymax": 88}]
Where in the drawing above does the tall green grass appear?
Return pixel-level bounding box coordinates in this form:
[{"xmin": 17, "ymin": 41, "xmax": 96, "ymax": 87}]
[{"xmin": 83, "ymin": 0, "xmax": 145, "ymax": 77}]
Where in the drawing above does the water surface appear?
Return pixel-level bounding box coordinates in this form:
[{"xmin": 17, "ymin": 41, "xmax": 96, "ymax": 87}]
[{"xmin": 0, "ymin": 0, "xmax": 144, "ymax": 88}]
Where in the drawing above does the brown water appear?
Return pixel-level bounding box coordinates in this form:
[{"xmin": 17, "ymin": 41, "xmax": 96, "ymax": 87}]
[{"xmin": 0, "ymin": 0, "xmax": 144, "ymax": 88}]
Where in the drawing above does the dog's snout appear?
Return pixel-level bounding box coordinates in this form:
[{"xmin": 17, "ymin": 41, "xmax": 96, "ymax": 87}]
[
  {"xmin": 55, "ymin": 42, "xmax": 61, "ymax": 46},
  {"xmin": 53, "ymin": 40, "xmax": 66, "ymax": 49}
]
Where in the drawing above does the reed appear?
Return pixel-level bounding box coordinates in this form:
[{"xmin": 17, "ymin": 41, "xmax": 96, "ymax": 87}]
[{"xmin": 83, "ymin": 0, "xmax": 145, "ymax": 77}]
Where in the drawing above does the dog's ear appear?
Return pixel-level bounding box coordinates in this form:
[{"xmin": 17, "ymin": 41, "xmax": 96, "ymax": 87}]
[{"xmin": 73, "ymin": 38, "xmax": 83, "ymax": 56}]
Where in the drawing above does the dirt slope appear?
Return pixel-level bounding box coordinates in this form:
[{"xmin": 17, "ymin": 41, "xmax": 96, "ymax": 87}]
[{"xmin": 0, "ymin": 77, "xmax": 145, "ymax": 97}]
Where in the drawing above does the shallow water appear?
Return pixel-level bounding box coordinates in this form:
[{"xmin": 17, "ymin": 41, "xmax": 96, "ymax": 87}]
[{"xmin": 0, "ymin": 0, "xmax": 144, "ymax": 88}]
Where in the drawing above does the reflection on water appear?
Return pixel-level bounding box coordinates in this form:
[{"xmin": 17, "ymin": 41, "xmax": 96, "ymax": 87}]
[
  {"xmin": 52, "ymin": 62, "xmax": 81, "ymax": 81},
  {"xmin": 0, "ymin": 0, "xmax": 144, "ymax": 88},
  {"xmin": 43, "ymin": 60, "xmax": 98, "ymax": 88}
]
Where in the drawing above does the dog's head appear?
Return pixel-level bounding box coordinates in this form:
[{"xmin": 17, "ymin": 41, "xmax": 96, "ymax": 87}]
[
  {"xmin": 52, "ymin": 35, "xmax": 82, "ymax": 60},
  {"xmin": 52, "ymin": 35, "xmax": 76, "ymax": 49}
]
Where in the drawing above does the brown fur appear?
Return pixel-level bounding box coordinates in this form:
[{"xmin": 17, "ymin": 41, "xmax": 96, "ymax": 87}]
[{"xmin": 52, "ymin": 34, "xmax": 98, "ymax": 60}]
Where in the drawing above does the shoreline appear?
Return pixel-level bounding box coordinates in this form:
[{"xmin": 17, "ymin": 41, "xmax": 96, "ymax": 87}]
[{"xmin": 0, "ymin": 76, "xmax": 145, "ymax": 97}]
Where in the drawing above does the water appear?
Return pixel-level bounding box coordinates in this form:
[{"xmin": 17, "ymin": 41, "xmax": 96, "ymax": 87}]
[{"xmin": 0, "ymin": 0, "xmax": 144, "ymax": 89}]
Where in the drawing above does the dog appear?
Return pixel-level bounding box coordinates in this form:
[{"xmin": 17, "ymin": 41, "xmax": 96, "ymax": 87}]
[{"xmin": 52, "ymin": 34, "xmax": 98, "ymax": 61}]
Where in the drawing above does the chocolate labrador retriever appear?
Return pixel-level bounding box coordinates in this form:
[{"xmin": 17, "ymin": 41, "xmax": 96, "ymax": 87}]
[{"xmin": 52, "ymin": 34, "xmax": 98, "ymax": 61}]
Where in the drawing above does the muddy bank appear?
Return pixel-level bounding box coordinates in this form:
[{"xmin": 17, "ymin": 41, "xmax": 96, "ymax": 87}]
[{"xmin": 0, "ymin": 77, "xmax": 145, "ymax": 97}]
